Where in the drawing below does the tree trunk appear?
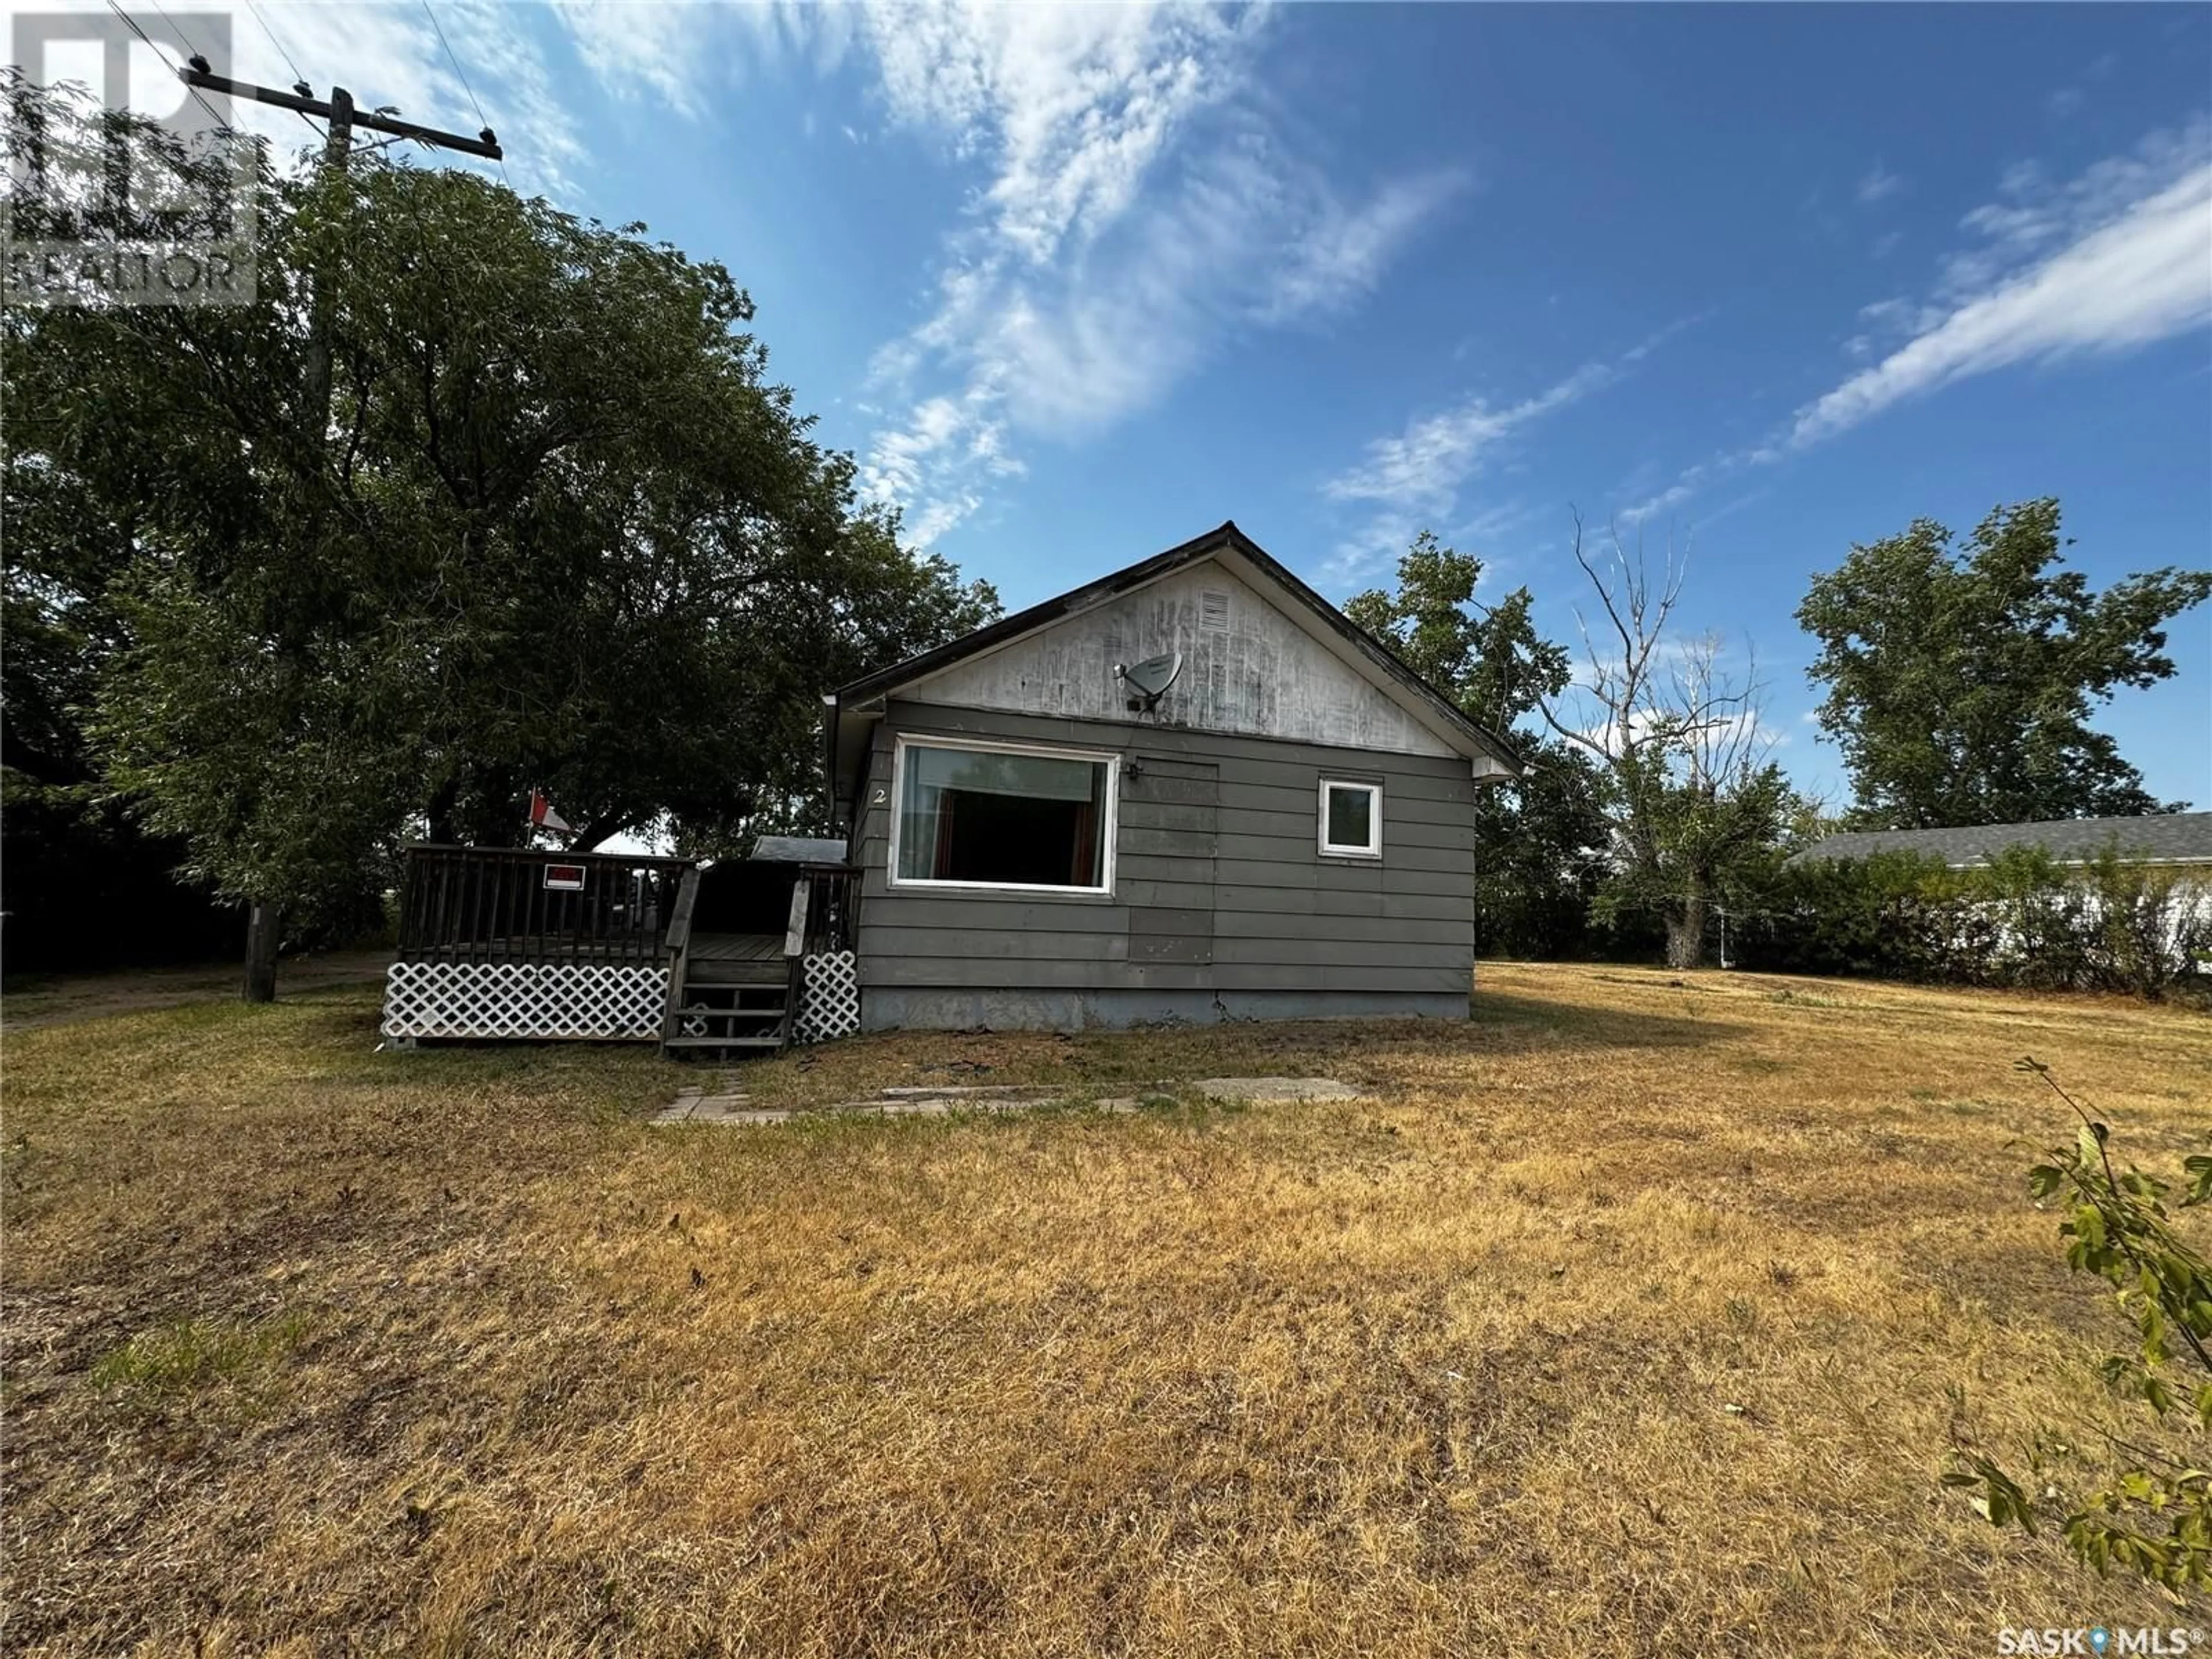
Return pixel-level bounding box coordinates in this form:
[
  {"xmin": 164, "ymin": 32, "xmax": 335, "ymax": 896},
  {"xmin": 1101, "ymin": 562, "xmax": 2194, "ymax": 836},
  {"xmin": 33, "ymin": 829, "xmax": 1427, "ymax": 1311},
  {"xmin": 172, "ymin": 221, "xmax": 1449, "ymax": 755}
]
[
  {"xmin": 243, "ymin": 901, "xmax": 279, "ymax": 1002},
  {"xmin": 1664, "ymin": 888, "xmax": 1707, "ymax": 969}
]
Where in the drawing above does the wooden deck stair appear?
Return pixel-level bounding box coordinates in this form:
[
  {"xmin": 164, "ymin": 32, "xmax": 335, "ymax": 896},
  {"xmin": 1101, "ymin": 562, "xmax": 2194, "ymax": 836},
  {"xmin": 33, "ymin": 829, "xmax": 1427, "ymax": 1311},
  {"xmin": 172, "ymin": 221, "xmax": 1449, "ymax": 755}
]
[{"xmin": 658, "ymin": 869, "xmax": 806, "ymax": 1057}]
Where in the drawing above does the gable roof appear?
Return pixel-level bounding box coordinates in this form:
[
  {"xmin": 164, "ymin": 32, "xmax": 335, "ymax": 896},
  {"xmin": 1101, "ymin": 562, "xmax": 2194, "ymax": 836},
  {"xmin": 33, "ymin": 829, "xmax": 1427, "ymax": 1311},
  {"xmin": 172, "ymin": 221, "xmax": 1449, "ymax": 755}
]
[
  {"xmin": 828, "ymin": 521, "xmax": 1521, "ymax": 789},
  {"xmin": 1792, "ymin": 813, "xmax": 2212, "ymax": 869}
]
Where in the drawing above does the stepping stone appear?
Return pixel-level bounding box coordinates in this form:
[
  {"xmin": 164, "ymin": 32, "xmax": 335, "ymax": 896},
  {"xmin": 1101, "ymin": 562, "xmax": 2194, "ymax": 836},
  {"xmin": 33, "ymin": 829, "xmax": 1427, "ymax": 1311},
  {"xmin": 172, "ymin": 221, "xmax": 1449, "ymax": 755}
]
[
  {"xmin": 878, "ymin": 1084, "xmax": 1036, "ymax": 1098},
  {"xmin": 649, "ymin": 1076, "xmax": 1368, "ymax": 1127},
  {"xmin": 1191, "ymin": 1077, "xmax": 1370, "ymax": 1101},
  {"xmin": 649, "ymin": 1085, "xmax": 753, "ymax": 1126}
]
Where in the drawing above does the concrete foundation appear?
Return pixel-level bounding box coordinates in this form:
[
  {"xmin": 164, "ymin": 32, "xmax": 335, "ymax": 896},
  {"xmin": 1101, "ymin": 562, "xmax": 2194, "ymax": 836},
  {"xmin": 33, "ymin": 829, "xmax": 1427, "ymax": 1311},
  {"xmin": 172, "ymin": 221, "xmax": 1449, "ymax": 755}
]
[{"xmin": 859, "ymin": 987, "xmax": 1469, "ymax": 1032}]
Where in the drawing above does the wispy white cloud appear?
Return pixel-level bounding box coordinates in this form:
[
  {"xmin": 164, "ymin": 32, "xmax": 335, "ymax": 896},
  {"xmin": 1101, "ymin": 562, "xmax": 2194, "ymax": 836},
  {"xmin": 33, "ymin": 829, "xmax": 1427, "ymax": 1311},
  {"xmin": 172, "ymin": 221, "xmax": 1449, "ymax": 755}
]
[
  {"xmin": 1794, "ymin": 130, "xmax": 2212, "ymax": 446},
  {"xmin": 1256, "ymin": 168, "xmax": 1472, "ymax": 324},
  {"xmin": 2046, "ymin": 52, "xmax": 2118, "ymax": 122},
  {"xmin": 1330, "ymin": 315, "xmax": 1707, "ymax": 525},
  {"xmin": 812, "ymin": 5, "xmax": 1465, "ymax": 546},
  {"xmin": 1692, "ymin": 490, "xmax": 1771, "ymax": 532},
  {"xmin": 1630, "ymin": 120, "xmax": 2212, "ymax": 520},
  {"xmin": 1857, "ymin": 163, "xmax": 1902, "ymax": 204},
  {"xmin": 1936, "ymin": 119, "xmax": 2207, "ymax": 298},
  {"xmin": 552, "ymin": 0, "xmax": 710, "ymax": 122},
  {"xmin": 1326, "ymin": 363, "xmax": 1609, "ymax": 520},
  {"xmin": 537, "ymin": 1, "xmax": 1402, "ymax": 547},
  {"xmin": 863, "ymin": 2, "xmax": 1252, "ymax": 267},
  {"xmin": 1616, "ymin": 469, "xmax": 1777, "ymax": 535},
  {"xmin": 1317, "ymin": 324, "xmax": 1698, "ymax": 584},
  {"xmin": 1619, "ymin": 480, "xmax": 1696, "ymax": 526}
]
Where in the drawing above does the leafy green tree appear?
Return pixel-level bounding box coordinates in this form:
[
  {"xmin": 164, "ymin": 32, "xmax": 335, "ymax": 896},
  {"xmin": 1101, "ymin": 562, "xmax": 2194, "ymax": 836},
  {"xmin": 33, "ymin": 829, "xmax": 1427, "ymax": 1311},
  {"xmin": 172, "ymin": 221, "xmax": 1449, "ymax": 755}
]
[
  {"xmin": 1345, "ymin": 531, "xmax": 1612, "ymax": 955},
  {"xmin": 1, "ymin": 82, "xmax": 258, "ymax": 967},
  {"xmin": 1538, "ymin": 520, "xmax": 1794, "ymax": 969},
  {"xmin": 1798, "ymin": 499, "xmax": 2211, "ymax": 828},
  {"xmin": 1949, "ymin": 1060, "xmax": 2211, "ymax": 1593},
  {"xmin": 5, "ymin": 80, "xmax": 995, "ymax": 982},
  {"xmin": 1344, "ymin": 531, "xmax": 1566, "ymax": 732}
]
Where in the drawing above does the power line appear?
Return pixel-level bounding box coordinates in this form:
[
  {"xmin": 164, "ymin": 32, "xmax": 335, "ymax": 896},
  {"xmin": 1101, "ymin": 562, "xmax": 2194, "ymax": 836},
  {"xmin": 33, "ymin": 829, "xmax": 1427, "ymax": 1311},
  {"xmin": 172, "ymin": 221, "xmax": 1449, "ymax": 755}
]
[
  {"xmin": 420, "ymin": 1, "xmax": 484, "ymax": 131},
  {"xmin": 419, "ymin": 0, "xmax": 509, "ymax": 190},
  {"xmin": 103, "ymin": 0, "xmax": 230, "ymax": 134},
  {"xmin": 241, "ymin": 0, "xmax": 304, "ymax": 86},
  {"xmin": 236, "ymin": 0, "xmax": 323, "ymax": 143}
]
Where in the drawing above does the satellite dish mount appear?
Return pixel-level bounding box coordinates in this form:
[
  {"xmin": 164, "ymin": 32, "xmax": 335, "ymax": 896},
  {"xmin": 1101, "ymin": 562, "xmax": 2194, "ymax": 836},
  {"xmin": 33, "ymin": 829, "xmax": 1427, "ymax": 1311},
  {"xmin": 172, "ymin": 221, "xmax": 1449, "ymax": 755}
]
[{"xmin": 1112, "ymin": 652, "xmax": 1183, "ymax": 714}]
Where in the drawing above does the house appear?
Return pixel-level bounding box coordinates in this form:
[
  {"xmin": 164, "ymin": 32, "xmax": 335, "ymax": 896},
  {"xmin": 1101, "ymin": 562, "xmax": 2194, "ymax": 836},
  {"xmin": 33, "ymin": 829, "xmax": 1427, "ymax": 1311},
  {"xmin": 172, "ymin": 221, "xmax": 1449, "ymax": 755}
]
[
  {"xmin": 1791, "ymin": 813, "xmax": 2212, "ymax": 872},
  {"xmin": 378, "ymin": 521, "xmax": 1519, "ymax": 1051},
  {"xmin": 823, "ymin": 520, "xmax": 1519, "ymax": 1031}
]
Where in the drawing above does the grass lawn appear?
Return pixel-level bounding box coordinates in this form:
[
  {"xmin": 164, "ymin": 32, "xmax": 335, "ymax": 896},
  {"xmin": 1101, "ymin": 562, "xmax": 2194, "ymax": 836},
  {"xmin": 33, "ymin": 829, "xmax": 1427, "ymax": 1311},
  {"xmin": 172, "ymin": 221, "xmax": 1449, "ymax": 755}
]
[{"xmin": 4, "ymin": 963, "xmax": 2206, "ymax": 1654}]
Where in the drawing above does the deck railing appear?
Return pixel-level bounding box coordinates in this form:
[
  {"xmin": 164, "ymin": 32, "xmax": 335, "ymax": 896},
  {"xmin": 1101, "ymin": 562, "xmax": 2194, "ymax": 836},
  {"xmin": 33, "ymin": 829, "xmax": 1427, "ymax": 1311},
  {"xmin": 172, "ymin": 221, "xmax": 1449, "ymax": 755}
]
[
  {"xmin": 786, "ymin": 863, "xmax": 860, "ymax": 957},
  {"xmin": 395, "ymin": 845, "xmax": 699, "ymax": 967}
]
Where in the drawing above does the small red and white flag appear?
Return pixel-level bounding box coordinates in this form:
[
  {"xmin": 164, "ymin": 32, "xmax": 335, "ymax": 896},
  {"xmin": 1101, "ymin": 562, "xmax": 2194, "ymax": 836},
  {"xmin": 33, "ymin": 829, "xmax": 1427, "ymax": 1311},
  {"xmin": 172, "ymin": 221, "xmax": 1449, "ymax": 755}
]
[{"xmin": 528, "ymin": 789, "xmax": 573, "ymax": 835}]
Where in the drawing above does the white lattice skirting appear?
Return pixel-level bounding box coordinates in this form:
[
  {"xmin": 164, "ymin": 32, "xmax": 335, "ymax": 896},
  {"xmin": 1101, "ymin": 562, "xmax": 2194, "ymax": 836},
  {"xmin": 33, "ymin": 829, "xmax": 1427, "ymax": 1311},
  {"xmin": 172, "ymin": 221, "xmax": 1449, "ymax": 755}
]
[
  {"xmin": 381, "ymin": 960, "xmax": 670, "ymax": 1041},
  {"xmin": 796, "ymin": 950, "xmax": 861, "ymax": 1043}
]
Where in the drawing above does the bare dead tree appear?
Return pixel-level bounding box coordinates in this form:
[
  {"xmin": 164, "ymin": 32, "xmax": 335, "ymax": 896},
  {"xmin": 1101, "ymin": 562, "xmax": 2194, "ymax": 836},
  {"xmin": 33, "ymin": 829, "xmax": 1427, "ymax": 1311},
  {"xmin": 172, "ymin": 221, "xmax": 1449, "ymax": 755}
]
[{"xmin": 1538, "ymin": 513, "xmax": 1789, "ymax": 968}]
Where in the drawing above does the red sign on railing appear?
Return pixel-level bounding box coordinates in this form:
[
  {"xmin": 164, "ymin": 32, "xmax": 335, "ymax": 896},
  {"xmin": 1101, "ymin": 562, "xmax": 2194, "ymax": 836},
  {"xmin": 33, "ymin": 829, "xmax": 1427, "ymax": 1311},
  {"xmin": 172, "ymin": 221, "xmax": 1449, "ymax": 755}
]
[{"xmin": 543, "ymin": 864, "xmax": 586, "ymax": 891}]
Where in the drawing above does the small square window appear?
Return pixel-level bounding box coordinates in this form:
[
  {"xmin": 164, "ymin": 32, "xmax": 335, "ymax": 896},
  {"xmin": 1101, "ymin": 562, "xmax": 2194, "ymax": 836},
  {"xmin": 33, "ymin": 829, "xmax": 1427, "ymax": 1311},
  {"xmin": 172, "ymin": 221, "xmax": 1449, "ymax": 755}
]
[{"xmin": 1319, "ymin": 779, "xmax": 1382, "ymax": 858}]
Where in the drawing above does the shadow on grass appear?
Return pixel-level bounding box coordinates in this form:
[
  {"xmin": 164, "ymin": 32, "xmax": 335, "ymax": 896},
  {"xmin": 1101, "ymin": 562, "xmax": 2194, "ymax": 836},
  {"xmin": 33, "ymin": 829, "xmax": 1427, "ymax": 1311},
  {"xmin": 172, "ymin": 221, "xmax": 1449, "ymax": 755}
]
[
  {"xmin": 1461, "ymin": 986, "xmax": 1749, "ymax": 1054},
  {"xmin": 723, "ymin": 989, "xmax": 1753, "ymax": 1111}
]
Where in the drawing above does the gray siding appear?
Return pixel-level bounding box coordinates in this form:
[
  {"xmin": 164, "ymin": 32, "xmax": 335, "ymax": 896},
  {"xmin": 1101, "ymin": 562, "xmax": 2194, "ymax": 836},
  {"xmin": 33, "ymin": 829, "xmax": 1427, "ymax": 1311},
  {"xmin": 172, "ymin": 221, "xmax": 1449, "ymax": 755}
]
[{"xmin": 854, "ymin": 699, "xmax": 1475, "ymax": 1029}]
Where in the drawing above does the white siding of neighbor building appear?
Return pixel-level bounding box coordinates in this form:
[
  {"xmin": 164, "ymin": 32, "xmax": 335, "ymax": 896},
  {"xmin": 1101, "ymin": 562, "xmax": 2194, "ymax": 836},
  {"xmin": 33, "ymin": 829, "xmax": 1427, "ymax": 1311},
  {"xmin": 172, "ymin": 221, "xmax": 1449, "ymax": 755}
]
[{"xmin": 902, "ymin": 560, "xmax": 1459, "ymax": 760}]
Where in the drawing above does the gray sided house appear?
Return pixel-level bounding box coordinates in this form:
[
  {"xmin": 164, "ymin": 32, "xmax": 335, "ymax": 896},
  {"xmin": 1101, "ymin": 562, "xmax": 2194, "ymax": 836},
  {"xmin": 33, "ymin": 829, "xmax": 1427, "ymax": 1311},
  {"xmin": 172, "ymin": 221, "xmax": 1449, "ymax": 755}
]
[
  {"xmin": 824, "ymin": 521, "xmax": 1520, "ymax": 1032},
  {"xmin": 375, "ymin": 521, "xmax": 1518, "ymax": 1054}
]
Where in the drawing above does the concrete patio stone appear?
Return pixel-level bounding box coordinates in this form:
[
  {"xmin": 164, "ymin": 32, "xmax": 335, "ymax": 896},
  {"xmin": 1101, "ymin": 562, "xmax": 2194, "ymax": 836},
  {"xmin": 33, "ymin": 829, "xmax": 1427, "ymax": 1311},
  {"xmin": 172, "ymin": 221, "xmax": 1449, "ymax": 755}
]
[{"xmin": 649, "ymin": 1075, "xmax": 1371, "ymax": 1128}]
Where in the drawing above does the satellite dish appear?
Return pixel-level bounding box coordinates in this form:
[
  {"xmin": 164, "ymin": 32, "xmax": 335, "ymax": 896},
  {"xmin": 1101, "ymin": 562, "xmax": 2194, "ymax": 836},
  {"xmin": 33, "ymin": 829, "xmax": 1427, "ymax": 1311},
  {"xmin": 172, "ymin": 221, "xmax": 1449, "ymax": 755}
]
[{"xmin": 1112, "ymin": 652, "xmax": 1183, "ymax": 713}]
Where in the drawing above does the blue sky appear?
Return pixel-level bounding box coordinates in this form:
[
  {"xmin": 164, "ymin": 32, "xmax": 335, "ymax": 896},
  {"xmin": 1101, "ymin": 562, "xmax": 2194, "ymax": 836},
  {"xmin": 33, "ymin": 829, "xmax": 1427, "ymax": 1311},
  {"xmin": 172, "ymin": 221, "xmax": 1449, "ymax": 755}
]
[{"xmin": 143, "ymin": 2, "xmax": 2212, "ymax": 808}]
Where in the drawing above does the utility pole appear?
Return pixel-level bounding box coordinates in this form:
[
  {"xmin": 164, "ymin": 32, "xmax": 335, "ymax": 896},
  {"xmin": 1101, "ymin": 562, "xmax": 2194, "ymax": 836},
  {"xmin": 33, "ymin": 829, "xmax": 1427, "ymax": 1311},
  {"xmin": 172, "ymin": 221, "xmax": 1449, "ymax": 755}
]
[
  {"xmin": 176, "ymin": 66, "xmax": 502, "ymax": 162},
  {"xmin": 179, "ymin": 62, "xmax": 500, "ymax": 1003}
]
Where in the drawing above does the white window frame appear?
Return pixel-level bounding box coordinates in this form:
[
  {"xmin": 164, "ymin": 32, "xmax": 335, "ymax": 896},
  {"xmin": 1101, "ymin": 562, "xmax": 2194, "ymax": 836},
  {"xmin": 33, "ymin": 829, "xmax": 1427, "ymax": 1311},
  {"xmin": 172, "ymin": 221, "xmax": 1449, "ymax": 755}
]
[
  {"xmin": 1318, "ymin": 777, "xmax": 1384, "ymax": 859},
  {"xmin": 887, "ymin": 733, "xmax": 1120, "ymax": 897}
]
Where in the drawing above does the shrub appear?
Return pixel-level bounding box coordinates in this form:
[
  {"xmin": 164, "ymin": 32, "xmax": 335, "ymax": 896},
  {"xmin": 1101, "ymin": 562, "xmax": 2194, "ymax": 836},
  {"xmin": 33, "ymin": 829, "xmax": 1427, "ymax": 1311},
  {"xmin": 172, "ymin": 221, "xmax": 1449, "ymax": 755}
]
[
  {"xmin": 1736, "ymin": 839, "xmax": 2211, "ymax": 1001},
  {"xmin": 1948, "ymin": 1060, "xmax": 2212, "ymax": 1592}
]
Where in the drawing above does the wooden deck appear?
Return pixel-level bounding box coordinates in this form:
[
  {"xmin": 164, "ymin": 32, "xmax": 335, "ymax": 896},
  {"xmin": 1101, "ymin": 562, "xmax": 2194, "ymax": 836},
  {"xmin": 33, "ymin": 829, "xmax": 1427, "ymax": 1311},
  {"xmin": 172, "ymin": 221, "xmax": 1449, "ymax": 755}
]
[
  {"xmin": 383, "ymin": 848, "xmax": 858, "ymax": 1051},
  {"xmin": 681, "ymin": 931, "xmax": 788, "ymax": 985}
]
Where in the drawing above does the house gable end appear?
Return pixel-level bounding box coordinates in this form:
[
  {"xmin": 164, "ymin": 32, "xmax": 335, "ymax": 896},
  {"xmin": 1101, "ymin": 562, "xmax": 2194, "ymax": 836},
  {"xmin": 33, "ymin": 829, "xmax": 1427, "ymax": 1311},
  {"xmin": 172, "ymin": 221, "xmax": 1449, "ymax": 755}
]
[{"xmin": 901, "ymin": 558, "xmax": 1460, "ymax": 759}]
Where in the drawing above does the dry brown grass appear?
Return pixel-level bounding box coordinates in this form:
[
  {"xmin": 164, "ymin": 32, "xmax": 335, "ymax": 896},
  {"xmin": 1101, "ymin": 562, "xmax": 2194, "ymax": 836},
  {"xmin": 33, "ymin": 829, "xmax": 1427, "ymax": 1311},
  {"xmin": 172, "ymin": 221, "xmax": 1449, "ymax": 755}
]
[{"xmin": 4, "ymin": 964, "xmax": 2207, "ymax": 1655}]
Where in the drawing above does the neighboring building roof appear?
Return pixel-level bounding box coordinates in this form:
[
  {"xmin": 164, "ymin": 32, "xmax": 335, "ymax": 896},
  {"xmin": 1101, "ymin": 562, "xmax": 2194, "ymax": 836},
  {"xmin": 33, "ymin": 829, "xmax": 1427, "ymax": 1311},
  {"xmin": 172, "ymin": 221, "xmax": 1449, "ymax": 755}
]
[
  {"xmin": 825, "ymin": 520, "xmax": 1521, "ymax": 805},
  {"xmin": 749, "ymin": 835, "xmax": 850, "ymax": 865},
  {"xmin": 1791, "ymin": 812, "xmax": 2212, "ymax": 869}
]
